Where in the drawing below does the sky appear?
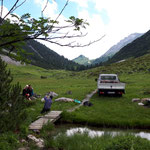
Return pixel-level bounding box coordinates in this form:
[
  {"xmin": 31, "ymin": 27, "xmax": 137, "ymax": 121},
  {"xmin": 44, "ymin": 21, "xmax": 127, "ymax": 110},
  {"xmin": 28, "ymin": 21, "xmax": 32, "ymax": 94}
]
[{"xmin": 3, "ymin": 0, "xmax": 150, "ymax": 60}]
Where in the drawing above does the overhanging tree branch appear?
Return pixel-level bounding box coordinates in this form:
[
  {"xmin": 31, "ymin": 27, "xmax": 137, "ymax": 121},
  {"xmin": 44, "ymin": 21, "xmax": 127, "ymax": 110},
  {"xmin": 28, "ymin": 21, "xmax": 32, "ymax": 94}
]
[
  {"xmin": 0, "ymin": 0, "xmax": 105, "ymax": 58},
  {"xmin": 2, "ymin": 0, "xmax": 26, "ymax": 22}
]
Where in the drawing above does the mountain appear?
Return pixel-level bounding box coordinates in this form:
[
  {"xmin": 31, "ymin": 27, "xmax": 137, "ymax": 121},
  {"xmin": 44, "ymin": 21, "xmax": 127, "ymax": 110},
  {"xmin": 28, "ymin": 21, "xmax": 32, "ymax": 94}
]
[
  {"xmin": 92, "ymin": 33, "xmax": 143, "ymax": 64},
  {"xmin": 1, "ymin": 40, "xmax": 85, "ymax": 71},
  {"xmin": 108, "ymin": 30, "xmax": 150, "ymax": 63},
  {"xmin": 72, "ymin": 55, "xmax": 92, "ymax": 66}
]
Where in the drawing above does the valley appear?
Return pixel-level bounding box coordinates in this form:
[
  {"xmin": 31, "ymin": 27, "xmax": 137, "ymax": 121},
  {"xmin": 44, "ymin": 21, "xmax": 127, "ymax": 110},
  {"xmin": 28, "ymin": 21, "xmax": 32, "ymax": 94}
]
[{"xmin": 2, "ymin": 53, "xmax": 150, "ymax": 149}]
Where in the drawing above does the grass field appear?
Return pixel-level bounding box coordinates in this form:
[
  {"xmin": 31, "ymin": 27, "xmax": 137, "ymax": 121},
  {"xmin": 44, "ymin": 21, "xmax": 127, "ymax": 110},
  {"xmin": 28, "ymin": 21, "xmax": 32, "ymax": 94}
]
[
  {"xmin": 7, "ymin": 61, "xmax": 150, "ymax": 129},
  {"xmin": 62, "ymin": 73, "xmax": 150, "ymax": 129},
  {"xmin": 6, "ymin": 59, "xmax": 150, "ymax": 128},
  {"xmin": 3, "ymin": 55, "xmax": 150, "ymax": 149}
]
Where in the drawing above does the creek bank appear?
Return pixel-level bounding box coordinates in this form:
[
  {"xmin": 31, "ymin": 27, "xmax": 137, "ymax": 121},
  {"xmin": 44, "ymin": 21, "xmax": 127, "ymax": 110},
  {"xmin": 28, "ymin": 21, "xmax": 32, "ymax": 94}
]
[{"xmin": 54, "ymin": 124, "xmax": 150, "ymax": 141}]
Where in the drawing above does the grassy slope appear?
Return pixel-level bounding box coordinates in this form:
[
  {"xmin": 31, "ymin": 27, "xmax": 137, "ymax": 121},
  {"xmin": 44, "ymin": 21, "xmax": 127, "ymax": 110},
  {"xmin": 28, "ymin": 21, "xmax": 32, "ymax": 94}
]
[
  {"xmin": 8, "ymin": 64, "xmax": 96, "ymax": 128},
  {"xmin": 63, "ymin": 73, "xmax": 150, "ymax": 128},
  {"xmin": 7, "ymin": 53, "xmax": 150, "ymax": 129},
  {"xmin": 62, "ymin": 54, "xmax": 150, "ymax": 129}
]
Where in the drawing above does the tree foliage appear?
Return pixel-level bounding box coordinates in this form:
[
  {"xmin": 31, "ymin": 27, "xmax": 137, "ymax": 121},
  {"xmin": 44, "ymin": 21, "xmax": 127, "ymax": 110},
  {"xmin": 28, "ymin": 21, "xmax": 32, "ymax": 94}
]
[
  {"xmin": 0, "ymin": 0, "xmax": 104, "ymax": 61},
  {"xmin": 0, "ymin": 57, "xmax": 27, "ymax": 133},
  {"xmin": 0, "ymin": 1, "xmax": 102, "ymax": 59},
  {"xmin": 21, "ymin": 39, "xmax": 86, "ymax": 70}
]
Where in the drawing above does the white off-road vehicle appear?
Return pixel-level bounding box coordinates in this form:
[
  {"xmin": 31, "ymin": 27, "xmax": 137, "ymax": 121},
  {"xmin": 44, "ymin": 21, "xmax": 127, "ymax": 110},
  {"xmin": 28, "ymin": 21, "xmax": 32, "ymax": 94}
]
[{"xmin": 96, "ymin": 74, "xmax": 125, "ymax": 96}]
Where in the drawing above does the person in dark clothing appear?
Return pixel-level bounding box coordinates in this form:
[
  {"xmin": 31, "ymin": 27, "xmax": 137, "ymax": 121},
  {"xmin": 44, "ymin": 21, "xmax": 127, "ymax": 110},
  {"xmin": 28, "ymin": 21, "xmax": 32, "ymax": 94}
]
[
  {"xmin": 22, "ymin": 85, "xmax": 33, "ymax": 100},
  {"xmin": 27, "ymin": 85, "xmax": 34, "ymax": 97},
  {"xmin": 41, "ymin": 95, "xmax": 53, "ymax": 114},
  {"xmin": 22, "ymin": 85, "xmax": 29, "ymax": 98}
]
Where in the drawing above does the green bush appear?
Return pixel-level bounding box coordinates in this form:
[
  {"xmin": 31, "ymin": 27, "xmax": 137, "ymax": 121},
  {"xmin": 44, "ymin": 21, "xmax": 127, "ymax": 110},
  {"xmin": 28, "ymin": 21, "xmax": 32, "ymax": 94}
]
[
  {"xmin": 0, "ymin": 58, "xmax": 27, "ymax": 133},
  {"xmin": 0, "ymin": 132, "xmax": 20, "ymax": 150}
]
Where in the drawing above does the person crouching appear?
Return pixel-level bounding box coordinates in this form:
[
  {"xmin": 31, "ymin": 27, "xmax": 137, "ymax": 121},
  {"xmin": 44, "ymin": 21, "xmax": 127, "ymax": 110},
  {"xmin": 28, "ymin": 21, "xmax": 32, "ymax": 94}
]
[{"xmin": 41, "ymin": 95, "xmax": 53, "ymax": 114}]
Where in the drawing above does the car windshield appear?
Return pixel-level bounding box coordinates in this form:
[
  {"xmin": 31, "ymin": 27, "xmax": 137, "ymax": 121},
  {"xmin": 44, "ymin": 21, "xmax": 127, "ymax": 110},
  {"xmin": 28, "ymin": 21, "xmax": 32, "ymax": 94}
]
[{"xmin": 101, "ymin": 76, "xmax": 116, "ymax": 80}]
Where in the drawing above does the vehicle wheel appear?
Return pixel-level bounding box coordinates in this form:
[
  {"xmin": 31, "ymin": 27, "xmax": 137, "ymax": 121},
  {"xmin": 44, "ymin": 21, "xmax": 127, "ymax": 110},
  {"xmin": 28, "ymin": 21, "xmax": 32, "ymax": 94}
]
[
  {"xmin": 98, "ymin": 90, "xmax": 101, "ymax": 96},
  {"xmin": 118, "ymin": 94, "xmax": 122, "ymax": 97}
]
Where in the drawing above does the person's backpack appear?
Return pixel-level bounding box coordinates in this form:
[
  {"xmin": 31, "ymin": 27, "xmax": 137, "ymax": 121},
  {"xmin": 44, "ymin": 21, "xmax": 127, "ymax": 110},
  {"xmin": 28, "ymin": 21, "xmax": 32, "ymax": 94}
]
[{"xmin": 83, "ymin": 101, "xmax": 93, "ymax": 106}]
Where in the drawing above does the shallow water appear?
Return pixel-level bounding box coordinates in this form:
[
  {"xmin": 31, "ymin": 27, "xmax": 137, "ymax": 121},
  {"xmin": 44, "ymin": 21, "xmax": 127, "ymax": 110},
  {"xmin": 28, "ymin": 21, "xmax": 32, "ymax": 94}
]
[
  {"xmin": 66, "ymin": 127, "xmax": 150, "ymax": 140},
  {"xmin": 55, "ymin": 124, "xmax": 150, "ymax": 140}
]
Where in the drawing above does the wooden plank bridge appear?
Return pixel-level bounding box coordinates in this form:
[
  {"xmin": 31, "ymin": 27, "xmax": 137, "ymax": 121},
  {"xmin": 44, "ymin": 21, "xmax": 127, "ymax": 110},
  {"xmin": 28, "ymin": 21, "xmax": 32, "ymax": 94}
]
[
  {"xmin": 29, "ymin": 111, "xmax": 62, "ymax": 130},
  {"xmin": 29, "ymin": 89, "xmax": 97, "ymax": 131}
]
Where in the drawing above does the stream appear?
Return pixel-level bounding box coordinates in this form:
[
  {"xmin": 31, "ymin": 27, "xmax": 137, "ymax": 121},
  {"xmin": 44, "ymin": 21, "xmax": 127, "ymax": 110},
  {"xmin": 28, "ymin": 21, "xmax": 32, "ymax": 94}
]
[{"xmin": 55, "ymin": 124, "xmax": 150, "ymax": 140}]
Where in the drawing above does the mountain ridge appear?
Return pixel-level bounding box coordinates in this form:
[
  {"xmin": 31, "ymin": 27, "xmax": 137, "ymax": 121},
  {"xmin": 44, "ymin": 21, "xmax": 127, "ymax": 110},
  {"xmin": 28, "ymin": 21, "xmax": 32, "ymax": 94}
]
[
  {"xmin": 0, "ymin": 40, "xmax": 85, "ymax": 71},
  {"xmin": 92, "ymin": 33, "xmax": 143, "ymax": 64},
  {"xmin": 72, "ymin": 55, "xmax": 93, "ymax": 65},
  {"xmin": 108, "ymin": 30, "xmax": 150, "ymax": 63}
]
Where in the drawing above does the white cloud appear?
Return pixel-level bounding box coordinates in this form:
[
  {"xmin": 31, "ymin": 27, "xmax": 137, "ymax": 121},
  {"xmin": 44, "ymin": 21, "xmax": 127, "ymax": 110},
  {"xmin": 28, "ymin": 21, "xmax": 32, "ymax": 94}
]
[
  {"xmin": 70, "ymin": 0, "xmax": 89, "ymax": 8},
  {"xmin": 0, "ymin": 6, "xmax": 9, "ymax": 18},
  {"xmin": 0, "ymin": 6, "xmax": 20, "ymax": 22},
  {"xmin": 34, "ymin": 0, "xmax": 58, "ymax": 18},
  {"xmin": 34, "ymin": 0, "xmax": 150, "ymax": 60}
]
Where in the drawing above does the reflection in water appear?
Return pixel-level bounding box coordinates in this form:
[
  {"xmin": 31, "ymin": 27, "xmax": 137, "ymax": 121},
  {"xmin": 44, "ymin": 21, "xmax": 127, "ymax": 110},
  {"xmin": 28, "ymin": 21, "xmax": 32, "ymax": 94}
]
[
  {"xmin": 136, "ymin": 132, "xmax": 150, "ymax": 140},
  {"xmin": 66, "ymin": 127, "xmax": 150, "ymax": 140}
]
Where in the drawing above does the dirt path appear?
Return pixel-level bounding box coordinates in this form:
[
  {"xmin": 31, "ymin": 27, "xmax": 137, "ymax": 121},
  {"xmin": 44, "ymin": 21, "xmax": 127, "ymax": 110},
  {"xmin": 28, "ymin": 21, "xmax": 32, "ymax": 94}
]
[{"xmin": 67, "ymin": 89, "xmax": 97, "ymax": 112}]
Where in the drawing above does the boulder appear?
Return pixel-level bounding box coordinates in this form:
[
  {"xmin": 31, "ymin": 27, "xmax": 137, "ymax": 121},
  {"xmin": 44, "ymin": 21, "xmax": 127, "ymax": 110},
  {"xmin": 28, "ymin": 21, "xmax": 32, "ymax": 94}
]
[
  {"xmin": 66, "ymin": 90, "xmax": 72, "ymax": 95},
  {"xmin": 40, "ymin": 76, "xmax": 47, "ymax": 79},
  {"xmin": 27, "ymin": 134, "xmax": 44, "ymax": 148},
  {"xmin": 141, "ymin": 98, "xmax": 150, "ymax": 102},
  {"xmin": 132, "ymin": 98, "xmax": 141, "ymax": 102},
  {"xmin": 46, "ymin": 91, "xmax": 58, "ymax": 97},
  {"xmin": 41, "ymin": 91, "xmax": 58, "ymax": 102},
  {"xmin": 141, "ymin": 98, "xmax": 150, "ymax": 106},
  {"xmin": 55, "ymin": 97, "xmax": 74, "ymax": 102},
  {"xmin": 138, "ymin": 103, "xmax": 144, "ymax": 106}
]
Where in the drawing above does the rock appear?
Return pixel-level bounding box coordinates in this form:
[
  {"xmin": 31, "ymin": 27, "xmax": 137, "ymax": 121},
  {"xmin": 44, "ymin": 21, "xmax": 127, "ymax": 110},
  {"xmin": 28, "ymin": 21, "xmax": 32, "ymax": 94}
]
[
  {"xmin": 41, "ymin": 98, "xmax": 44, "ymax": 102},
  {"xmin": 18, "ymin": 147, "xmax": 30, "ymax": 150},
  {"xmin": 141, "ymin": 98, "xmax": 150, "ymax": 106},
  {"xmin": 20, "ymin": 139, "xmax": 27, "ymax": 143},
  {"xmin": 66, "ymin": 90, "xmax": 72, "ymax": 95},
  {"xmin": 83, "ymin": 101, "xmax": 93, "ymax": 106},
  {"xmin": 27, "ymin": 134, "xmax": 44, "ymax": 148},
  {"xmin": 141, "ymin": 98, "xmax": 150, "ymax": 102},
  {"xmin": 55, "ymin": 97, "xmax": 74, "ymax": 102},
  {"xmin": 0, "ymin": 54, "xmax": 24, "ymax": 66},
  {"xmin": 138, "ymin": 103, "xmax": 144, "ymax": 106},
  {"xmin": 132, "ymin": 98, "xmax": 141, "ymax": 102},
  {"xmin": 40, "ymin": 76, "xmax": 47, "ymax": 79},
  {"xmin": 46, "ymin": 91, "xmax": 58, "ymax": 97},
  {"xmin": 41, "ymin": 91, "xmax": 58, "ymax": 102}
]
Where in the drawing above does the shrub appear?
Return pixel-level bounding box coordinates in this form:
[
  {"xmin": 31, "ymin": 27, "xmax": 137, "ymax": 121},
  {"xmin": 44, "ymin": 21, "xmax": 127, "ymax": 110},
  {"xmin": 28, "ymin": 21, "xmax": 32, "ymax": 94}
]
[{"xmin": 0, "ymin": 57, "xmax": 27, "ymax": 133}]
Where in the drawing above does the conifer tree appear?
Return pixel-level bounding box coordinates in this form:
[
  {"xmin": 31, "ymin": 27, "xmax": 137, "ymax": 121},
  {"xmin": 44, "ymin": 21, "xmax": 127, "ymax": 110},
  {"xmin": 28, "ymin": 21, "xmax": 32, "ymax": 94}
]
[{"xmin": 0, "ymin": 57, "xmax": 27, "ymax": 133}]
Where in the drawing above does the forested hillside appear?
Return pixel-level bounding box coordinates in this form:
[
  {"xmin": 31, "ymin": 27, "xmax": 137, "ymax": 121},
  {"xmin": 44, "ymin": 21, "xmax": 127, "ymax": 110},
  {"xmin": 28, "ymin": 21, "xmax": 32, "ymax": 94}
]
[
  {"xmin": 21, "ymin": 40, "xmax": 85, "ymax": 71},
  {"xmin": 108, "ymin": 30, "xmax": 150, "ymax": 63},
  {"xmin": 72, "ymin": 55, "xmax": 93, "ymax": 65}
]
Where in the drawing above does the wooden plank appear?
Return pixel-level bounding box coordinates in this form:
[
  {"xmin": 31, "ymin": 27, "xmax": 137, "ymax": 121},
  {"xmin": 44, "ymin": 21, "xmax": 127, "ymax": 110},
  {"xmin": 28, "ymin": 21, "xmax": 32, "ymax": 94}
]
[
  {"xmin": 29, "ymin": 111, "xmax": 62, "ymax": 130},
  {"xmin": 29, "ymin": 118, "xmax": 50, "ymax": 130},
  {"xmin": 43, "ymin": 111, "xmax": 62, "ymax": 119}
]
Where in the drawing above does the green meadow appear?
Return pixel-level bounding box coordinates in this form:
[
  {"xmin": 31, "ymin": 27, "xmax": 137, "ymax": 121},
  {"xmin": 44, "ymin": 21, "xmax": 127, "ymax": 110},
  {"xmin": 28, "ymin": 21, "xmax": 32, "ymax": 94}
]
[
  {"xmin": 2, "ymin": 54, "xmax": 150, "ymax": 149},
  {"xmin": 62, "ymin": 73, "xmax": 150, "ymax": 129},
  {"xmin": 8, "ymin": 54, "xmax": 150, "ymax": 129}
]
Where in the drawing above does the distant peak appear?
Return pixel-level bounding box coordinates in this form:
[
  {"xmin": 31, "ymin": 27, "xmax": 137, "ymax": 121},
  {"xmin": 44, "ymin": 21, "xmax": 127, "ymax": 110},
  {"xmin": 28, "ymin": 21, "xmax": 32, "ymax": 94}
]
[{"xmin": 79, "ymin": 55, "xmax": 85, "ymax": 58}]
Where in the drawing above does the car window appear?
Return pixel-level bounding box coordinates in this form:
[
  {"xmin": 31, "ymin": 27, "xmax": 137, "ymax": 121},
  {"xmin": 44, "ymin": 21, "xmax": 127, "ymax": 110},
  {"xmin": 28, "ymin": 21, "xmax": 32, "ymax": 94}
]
[{"xmin": 101, "ymin": 76, "xmax": 116, "ymax": 80}]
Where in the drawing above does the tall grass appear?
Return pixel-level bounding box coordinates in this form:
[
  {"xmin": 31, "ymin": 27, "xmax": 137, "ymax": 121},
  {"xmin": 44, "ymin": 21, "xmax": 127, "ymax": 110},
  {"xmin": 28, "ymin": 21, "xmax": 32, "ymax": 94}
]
[{"xmin": 45, "ymin": 131, "xmax": 150, "ymax": 150}]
